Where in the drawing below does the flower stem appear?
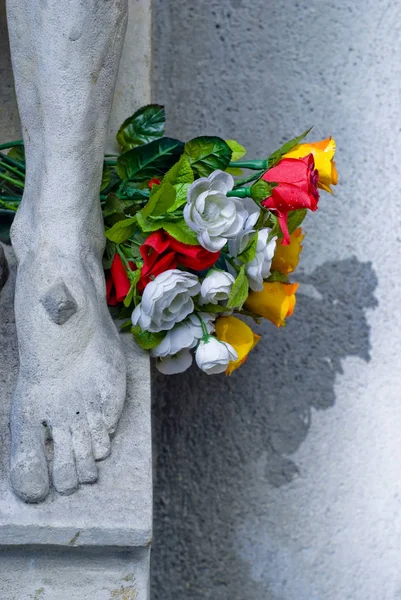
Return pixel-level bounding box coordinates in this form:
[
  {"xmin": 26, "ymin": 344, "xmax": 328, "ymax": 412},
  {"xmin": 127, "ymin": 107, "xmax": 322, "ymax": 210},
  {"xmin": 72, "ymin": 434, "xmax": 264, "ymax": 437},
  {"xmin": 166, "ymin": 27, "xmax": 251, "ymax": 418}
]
[
  {"xmin": 0, "ymin": 171, "xmax": 25, "ymax": 189},
  {"xmin": 233, "ymin": 170, "xmax": 265, "ymax": 188},
  {"xmin": 0, "ymin": 140, "xmax": 24, "ymax": 151},
  {"xmin": 229, "ymin": 159, "xmax": 267, "ymax": 170},
  {"xmin": 0, "ymin": 195, "xmax": 21, "ymax": 201},
  {"xmin": 0, "ymin": 161, "xmax": 25, "ymax": 180},
  {"xmin": 0, "ymin": 152, "xmax": 26, "ymax": 173},
  {"xmin": 0, "ymin": 198, "xmax": 19, "ymax": 211},
  {"xmin": 195, "ymin": 313, "xmax": 210, "ymax": 341},
  {"xmin": 227, "ymin": 187, "xmax": 252, "ymax": 198}
]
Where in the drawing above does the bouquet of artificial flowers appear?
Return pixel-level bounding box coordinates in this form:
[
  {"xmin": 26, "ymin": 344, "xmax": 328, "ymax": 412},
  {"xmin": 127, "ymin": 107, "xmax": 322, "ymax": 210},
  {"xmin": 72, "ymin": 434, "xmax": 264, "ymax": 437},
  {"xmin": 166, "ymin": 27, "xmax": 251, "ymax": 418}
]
[
  {"xmin": 0, "ymin": 105, "xmax": 337, "ymax": 375},
  {"xmin": 102, "ymin": 105, "xmax": 337, "ymax": 375}
]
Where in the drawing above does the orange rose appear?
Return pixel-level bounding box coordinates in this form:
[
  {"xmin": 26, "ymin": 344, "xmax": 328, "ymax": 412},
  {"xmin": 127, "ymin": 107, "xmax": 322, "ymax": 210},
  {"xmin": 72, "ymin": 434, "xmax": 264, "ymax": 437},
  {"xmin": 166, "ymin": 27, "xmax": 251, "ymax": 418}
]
[
  {"xmin": 271, "ymin": 227, "xmax": 305, "ymax": 274},
  {"xmin": 244, "ymin": 282, "xmax": 299, "ymax": 327},
  {"xmin": 215, "ymin": 316, "xmax": 261, "ymax": 375}
]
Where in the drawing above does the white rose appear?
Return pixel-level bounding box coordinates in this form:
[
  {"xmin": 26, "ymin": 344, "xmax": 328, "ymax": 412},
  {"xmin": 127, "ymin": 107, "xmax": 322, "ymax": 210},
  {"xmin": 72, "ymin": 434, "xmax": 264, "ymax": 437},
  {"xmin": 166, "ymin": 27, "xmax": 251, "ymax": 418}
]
[
  {"xmin": 132, "ymin": 269, "xmax": 200, "ymax": 333},
  {"xmin": 199, "ymin": 270, "xmax": 235, "ymax": 305},
  {"xmin": 155, "ymin": 350, "xmax": 193, "ymax": 375},
  {"xmin": 246, "ymin": 228, "xmax": 277, "ymax": 292},
  {"xmin": 195, "ymin": 336, "xmax": 238, "ymax": 375},
  {"xmin": 228, "ymin": 197, "xmax": 261, "ymax": 257},
  {"xmin": 151, "ymin": 313, "xmax": 215, "ymax": 357},
  {"xmin": 184, "ymin": 170, "xmax": 248, "ymax": 252}
]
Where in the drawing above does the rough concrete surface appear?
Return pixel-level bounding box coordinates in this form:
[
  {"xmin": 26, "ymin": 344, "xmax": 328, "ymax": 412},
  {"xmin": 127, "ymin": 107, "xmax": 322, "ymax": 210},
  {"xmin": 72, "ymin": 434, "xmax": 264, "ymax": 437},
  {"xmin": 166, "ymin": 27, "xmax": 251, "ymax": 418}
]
[
  {"xmin": 0, "ymin": 546, "xmax": 150, "ymax": 600},
  {"xmin": 151, "ymin": 1, "xmax": 401, "ymax": 599},
  {"xmin": 0, "ymin": 244, "xmax": 8, "ymax": 290}
]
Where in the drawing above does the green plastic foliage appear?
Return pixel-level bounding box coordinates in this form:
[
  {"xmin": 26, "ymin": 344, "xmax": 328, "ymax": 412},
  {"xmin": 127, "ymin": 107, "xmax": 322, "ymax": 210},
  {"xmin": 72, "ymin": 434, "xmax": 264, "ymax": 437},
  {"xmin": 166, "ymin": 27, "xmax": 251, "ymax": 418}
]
[
  {"xmin": 163, "ymin": 154, "xmax": 194, "ymax": 186},
  {"xmin": 267, "ymin": 128, "xmax": 312, "ymax": 170},
  {"xmin": 226, "ymin": 265, "xmax": 249, "ymax": 310},
  {"xmin": 162, "ymin": 155, "xmax": 194, "ymax": 212},
  {"xmin": 251, "ymin": 179, "xmax": 277, "ymax": 203},
  {"xmin": 131, "ymin": 326, "xmax": 167, "ymax": 350},
  {"xmin": 123, "ymin": 268, "xmax": 142, "ymax": 308},
  {"xmin": 105, "ymin": 217, "xmax": 137, "ymax": 243},
  {"xmin": 266, "ymin": 270, "xmax": 289, "ymax": 283},
  {"xmin": 117, "ymin": 104, "xmax": 165, "ymax": 151},
  {"xmin": 226, "ymin": 139, "xmax": 246, "ymax": 161},
  {"xmin": 140, "ymin": 183, "xmax": 176, "ymax": 218},
  {"xmin": 100, "ymin": 164, "xmax": 111, "ymax": 191},
  {"xmin": 116, "ymin": 137, "xmax": 184, "ymax": 181},
  {"xmin": 287, "ymin": 209, "xmax": 307, "ymax": 234},
  {"xmin": 7, "ymin": 146, "xmax": 25, "ymax": 163},
  {"xmin": 102, "ymin": 193, "xmax": 127, "ymax": 217},
  {"xmin": 162, "ymin": 220, "xmax": 198, "ymax": 245},
  {"xmin": 237, "ymin": 234, "xmax": 258, "ymax": 264},
  {"xmin": 184, "ymin": 136, "xmax": 232, "ymax": 177}
]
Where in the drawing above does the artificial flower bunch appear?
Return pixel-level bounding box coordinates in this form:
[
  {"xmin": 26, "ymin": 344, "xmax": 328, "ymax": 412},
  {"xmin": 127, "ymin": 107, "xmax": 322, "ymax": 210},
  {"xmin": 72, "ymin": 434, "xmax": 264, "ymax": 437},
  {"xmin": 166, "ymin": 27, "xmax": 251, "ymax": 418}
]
[
  {"xmin": 103, "ymin": 105, "xmax": 337, "ymax": 375},
  {"xmin": 0, "ymin": 105, "xmax": 337, "ymax": 375}
]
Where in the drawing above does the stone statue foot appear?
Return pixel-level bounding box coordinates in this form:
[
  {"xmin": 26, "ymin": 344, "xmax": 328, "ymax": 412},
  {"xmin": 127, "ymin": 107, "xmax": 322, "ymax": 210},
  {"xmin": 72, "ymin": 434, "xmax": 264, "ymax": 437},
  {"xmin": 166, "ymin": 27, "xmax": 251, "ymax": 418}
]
[{"xmin": 10, "ymin": 246, "xmax": 127, "ymax": 503}]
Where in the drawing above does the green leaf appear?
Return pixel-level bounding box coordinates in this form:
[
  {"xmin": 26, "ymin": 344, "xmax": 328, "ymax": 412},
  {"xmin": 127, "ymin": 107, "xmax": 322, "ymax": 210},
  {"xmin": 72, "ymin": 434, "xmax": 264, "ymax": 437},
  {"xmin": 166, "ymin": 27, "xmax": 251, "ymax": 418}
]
[
  {"xmin": 226, "ymin": 139, "xmax": 246, "ymax": 161},
  {"xmin": 123, "ymin": 268, "xmax": 142, "ymax": 307},
  {"xmin": 197, "ymin": 303, "xmax": 228, "ymax": 314},
  {"xmin": 237, "ymin": 233, "xmax": 258, "ymax": 264},
  {"xmin": 116, "ymin": 104, "xmax": 165, "ymax": 151},
  {"xmin": 131, "ymin": 326, "xmax": 167, "ymax": 350},
  {"xmin": 251, "ymin": 179, "xmax": 277, "ymax": 203},
  {"xmin": 7, "ymin": 146, "xmax": 25, "ymax": 163},
  {"xmin": 226, "ymin": 265, "xmax": 249, "ymax": 310},
  {"xmin": 184, "ymin": 136, "xmax": 232, "ymax": 177},
  {"xmin": 104, "ymin": 212, "xmax": 127, "ymax": 227},
  {"xmin": 122, "ymin": 184, "xmax": 150, "ymax": 200},
  {"xmin": 162, "ymin": 220, "xmax": 198, "ymax": 245},
  {"xmin": 266, "ymin": 270, "xmax": 289, "ymax": 283},
  {"xmin": 168, "ymin": 182, "xmax": 191, "ymax": 213},
  {"xmin": 102, "ymin": 193, "xmax": 126, "ymax": 217},
  {"xmin": 120, "ymin": 320, "xmax": 133, "ymax": 332},
  {"xmin": 141, "ymin": 183, "xmax": 176, "ymax": 218},
  {"xmin": 116, "ymin": 137, "xmax": 184, "ymax": 181},
  {"xmin": 225, "ymin": 167, "xmax": 243, "ymax": 176},
  {"xmin": 136, "ymin": 211, "xmax": 162, "ymax": 233},
  {"xmin": 267, "ymin": 128, "xmax": 312, "ymax": 169},
  {"xmin": 163, "ymin": 154, "xmax": 194, "ymax": 186},
  {"xmin": 287, "ymin": 209, "xmax": 307, "ymax": 234},
  {"xmin": 103, "ymin": 239, "xmax": 117, "ymax": 270},
  {"xmin": 105, "ymin": 217, "xmax": 137, "ymax": 243},
  {"xmin": 100, "ymin": 164, "xmax": 111, "ymax": 191}
]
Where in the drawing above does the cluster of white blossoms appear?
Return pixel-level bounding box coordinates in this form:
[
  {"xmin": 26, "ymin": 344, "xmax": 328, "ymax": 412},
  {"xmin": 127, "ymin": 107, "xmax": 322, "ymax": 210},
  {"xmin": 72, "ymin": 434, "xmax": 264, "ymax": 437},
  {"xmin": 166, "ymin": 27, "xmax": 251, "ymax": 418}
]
[
  {"xmin": 132, "ymin": 169, "xmax": 278, "ymax": 374},
  {"xmin": 183, "ymin": 170, "xmax": 248, "ymax": 252}
]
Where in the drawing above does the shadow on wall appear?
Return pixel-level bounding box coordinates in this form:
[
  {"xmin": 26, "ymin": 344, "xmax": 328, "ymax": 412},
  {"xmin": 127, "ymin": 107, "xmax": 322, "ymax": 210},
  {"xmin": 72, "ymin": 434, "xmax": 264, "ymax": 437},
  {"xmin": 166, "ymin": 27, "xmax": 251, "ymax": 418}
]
[{"xmin": 151, "ymin": 257, "xmax": 378, "ymax": 599}]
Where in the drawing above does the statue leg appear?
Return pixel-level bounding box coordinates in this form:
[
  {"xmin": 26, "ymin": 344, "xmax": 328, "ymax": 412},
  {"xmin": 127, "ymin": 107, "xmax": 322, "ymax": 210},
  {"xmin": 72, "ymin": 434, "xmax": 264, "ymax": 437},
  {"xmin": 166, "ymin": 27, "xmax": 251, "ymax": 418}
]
[{"xmin": 6, "ymin": 0, "xmax": 128, "ymax": 502}]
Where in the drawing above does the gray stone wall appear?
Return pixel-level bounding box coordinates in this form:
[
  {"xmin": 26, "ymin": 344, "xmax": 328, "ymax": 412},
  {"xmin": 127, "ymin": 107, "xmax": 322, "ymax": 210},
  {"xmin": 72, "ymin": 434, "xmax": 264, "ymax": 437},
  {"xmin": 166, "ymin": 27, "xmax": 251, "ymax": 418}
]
[{"xmin": 151, "ymin": 1, "xmax": 400, "ymax": 599}]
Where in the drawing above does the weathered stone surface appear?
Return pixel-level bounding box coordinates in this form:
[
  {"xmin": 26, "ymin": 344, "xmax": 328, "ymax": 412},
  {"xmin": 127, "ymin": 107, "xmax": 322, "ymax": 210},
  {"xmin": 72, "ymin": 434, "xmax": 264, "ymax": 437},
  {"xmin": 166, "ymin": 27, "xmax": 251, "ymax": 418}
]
[
  {"xmin": 0, "ymin": 244, "xmax": 8, "ymax": 290},
  {"xmin": 7, "ymin": 0, "xmax": 129, "ymax": 504},
  {"xmin": 151, "ymin": 1, "xmax": 401, "ymax": 599},
  {"xmin": 0, "ymin": 546, "xmax": 150, "ymax": 600},
  {"xmin": 40, "ymin": 279, "xmax": 78, "ymax": 325},
  {"xmin": 0, "ymin": 247, "xmax": 152, "ymax": 548}
]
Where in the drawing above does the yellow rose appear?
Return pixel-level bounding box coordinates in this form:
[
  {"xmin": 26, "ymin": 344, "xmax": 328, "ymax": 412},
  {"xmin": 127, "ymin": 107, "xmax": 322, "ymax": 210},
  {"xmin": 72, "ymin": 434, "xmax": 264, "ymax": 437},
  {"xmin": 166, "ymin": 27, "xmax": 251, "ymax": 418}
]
[
  {"xmin": 244, "ymin": 282, "xmax": 299, "ymax": 327},
  {"xmin": 271, "ymin": 227, "xmax": 305, "ymax": 274},
  {"xmin": 284, "ymin": 137, "xmax": 338, "ymax": 193},
  {"xmin": 215, "ymin": 316, "xmax": 261, "ymax": 375}
]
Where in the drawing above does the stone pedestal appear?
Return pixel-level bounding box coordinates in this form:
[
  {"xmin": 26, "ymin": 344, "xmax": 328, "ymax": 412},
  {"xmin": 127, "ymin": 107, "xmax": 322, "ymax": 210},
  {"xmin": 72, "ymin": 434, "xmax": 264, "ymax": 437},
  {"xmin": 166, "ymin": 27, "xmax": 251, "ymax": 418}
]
[{"xmin": 0, "ymin": 2, "xmax": 153, "ymax": 598}]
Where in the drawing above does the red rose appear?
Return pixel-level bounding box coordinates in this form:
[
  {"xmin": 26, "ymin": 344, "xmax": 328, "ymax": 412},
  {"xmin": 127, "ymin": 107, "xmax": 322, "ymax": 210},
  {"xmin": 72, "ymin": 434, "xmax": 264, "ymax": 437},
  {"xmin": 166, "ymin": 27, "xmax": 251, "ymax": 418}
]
[
  {"xmin": 138, "ymin": 230, "xmax": 220, "ymax": 292},
  {"xmin": 106, "ymin": 253, "xmax": 135, "ymax": 305},
  {"xmin": 261, "ymin": 154, "xmax": 319, "ymax": 245},
  {"xmin": 148, "ymin": 178, "xmax": 161, "ymax": 189}
]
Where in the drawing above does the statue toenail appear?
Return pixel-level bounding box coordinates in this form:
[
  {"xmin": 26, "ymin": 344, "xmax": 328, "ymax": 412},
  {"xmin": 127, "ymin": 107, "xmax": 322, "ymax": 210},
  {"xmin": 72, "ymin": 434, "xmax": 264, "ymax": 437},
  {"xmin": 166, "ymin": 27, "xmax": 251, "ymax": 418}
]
[{"xmin": 40, "ymin": 279, "xmax": 78, "ymax": 325}]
